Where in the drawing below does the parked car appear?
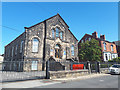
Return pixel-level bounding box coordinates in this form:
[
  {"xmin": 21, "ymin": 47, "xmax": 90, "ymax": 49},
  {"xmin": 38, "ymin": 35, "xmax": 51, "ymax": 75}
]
[{"xmin": 109, "ymin": 64, "xmax": 120, "ymax": 74}]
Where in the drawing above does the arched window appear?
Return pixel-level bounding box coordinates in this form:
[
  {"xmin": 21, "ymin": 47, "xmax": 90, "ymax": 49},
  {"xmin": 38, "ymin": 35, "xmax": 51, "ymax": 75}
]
[
  {"xmin": 20, "ymin": 41, "xmax": 24, "ymax": 53},
  {"xmin": 103, "ymin": 42, "xmax": 106, "ymax": 50},
  {"xmin": 56, "ymin": 27, "xmax": 59, "ymax": 37},
  {"xmin": 71, "ymin": 45, "xmax": 74, "ymax": 56},
  {"xmin": 32, "ymin": 38, "xmax": 39, "ymax": 52},
  {"xmin": 111, "ymin": 45, "xmax": 113, "ymax": 52},
  {"xmin": 52, "ymin": 29, "xmax": 54, "ymax": 38},
  {"xmin": 15, "ymin": 45, "xmax": 18, "ymax": 55},
  {"xmin": 12, "ymin": 47, "xmax": 14, "ymax": 57},
  {"xmin": 60, "ymin": 32, "xmax": 63, "ymax": 39},
  {"xmin": 88, "ymin": 37, "xmax": 91, "ymax": 41}
]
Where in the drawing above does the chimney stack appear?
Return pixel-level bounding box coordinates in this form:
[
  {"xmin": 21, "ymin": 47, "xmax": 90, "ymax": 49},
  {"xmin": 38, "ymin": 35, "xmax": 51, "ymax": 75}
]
[
  {"xmin": 92, "ymin": 31, "xmax": 98, "ymax": 38},
  {"xmin": 100, "ymin": 34, "xmax": 105, "ymax": 40}
]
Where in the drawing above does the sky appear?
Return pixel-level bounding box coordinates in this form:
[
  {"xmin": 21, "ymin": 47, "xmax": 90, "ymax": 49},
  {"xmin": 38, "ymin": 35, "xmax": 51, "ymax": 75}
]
[{"xmin": 1, "ymin": 2, "xmax": 118, "ymax": 54}]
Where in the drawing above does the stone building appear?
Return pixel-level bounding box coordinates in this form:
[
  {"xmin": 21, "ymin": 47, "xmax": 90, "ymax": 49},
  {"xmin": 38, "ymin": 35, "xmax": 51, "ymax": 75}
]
[
  {"xmin": 3, "ymin": 14, "xmax": 78, "ymax": 71},
  {"xmin": 78, "ymin": 31, "xmax": 118, "ymax": 62}
]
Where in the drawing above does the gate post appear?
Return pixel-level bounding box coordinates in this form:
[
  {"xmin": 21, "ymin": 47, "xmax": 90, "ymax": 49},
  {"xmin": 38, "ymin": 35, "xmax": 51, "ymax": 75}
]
[
  {"xmin": 95, "ymin": 61, "xmax": 98, "ymax": 73},
  {"xmin": 46, "ymin": 60, "xmax": 50, "ymax": 79},
  {"xmin": 87, "ymin": 61, "xmax": 91, "ymax": 74},
  {"xmin": 96, "ymin": 61, "xmax": 100, "ymax": 73}
]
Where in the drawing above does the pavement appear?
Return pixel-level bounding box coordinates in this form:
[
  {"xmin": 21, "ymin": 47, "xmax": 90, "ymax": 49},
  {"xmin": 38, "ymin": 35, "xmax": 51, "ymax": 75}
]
[
  {"xmin": 35, "ymin": 74, "xmax": 118, "ymax": 88},
  {"xmin": 1, "ymin": 73, "xmax": 116, "ymax": 88}
]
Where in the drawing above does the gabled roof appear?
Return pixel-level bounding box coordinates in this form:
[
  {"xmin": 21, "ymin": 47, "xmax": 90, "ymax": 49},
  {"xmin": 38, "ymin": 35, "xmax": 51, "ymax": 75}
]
[
  {"xmin": 24, "ymin": 13, "xmax": 69, "ymax": 29},
  {"xmin": 25, "ymin": 13, "xmax": 78, "ymax": 41},
  {"xmin": 5, "ymin": 32, "xmax": 25, "ymax": 47},
  {"xmin": 79, "ymin": 33, "xmax": 115, "ymax": 44}
]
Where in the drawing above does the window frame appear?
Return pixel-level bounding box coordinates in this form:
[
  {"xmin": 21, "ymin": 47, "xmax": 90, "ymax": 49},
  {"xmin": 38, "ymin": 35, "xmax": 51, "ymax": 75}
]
[
  {"xmin": 111, "ymin": 45, "xmax": 114, "ymax": 52},
  {"xmin": 105, "ymin": 54, "xmax": 108, "ymax": 60},
  {"xmin": 32, "ymin": 38, "xmax": 39, "ymax": 53},
  {"xmin": 71, "ymin": 45, "xmax": 74, "ymax": 56},
  {"xmin": 52, "ymin": 29, "xmax": 55, "ymax": 38},
  {"xmin": 81, "ymin": 40, "xmax": 84, "ymax": 43},
  {"xmin": 103, "ymin": 42, "xmax": 106, "ymax": 51},
  {"xmin": 12, "ymin": 47, "xmax": 14, "ymax": 57},
  {"xmin": 60, "ymin": 32, "xmax": 63, "ymax": 40},
  {"xmin": 56, "ymin": 27, "xmax": 59, "ymax": 38},
  {"xmin": 20, "ymin": 41, "xmax": 24, "ymax": 53},
  {"xmin": 15, "ymin": 45, "xmax": 18, "ymax": 55},
  {"xmin": 88, "ymin": 37, "xmax": 91, "ymax": 41}
]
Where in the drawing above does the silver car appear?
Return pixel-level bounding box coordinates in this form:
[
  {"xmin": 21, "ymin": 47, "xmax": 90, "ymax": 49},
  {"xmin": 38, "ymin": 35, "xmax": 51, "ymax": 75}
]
[{"xmin": 109, "ymin": 64, "xmax": 120, "ymax": 74}]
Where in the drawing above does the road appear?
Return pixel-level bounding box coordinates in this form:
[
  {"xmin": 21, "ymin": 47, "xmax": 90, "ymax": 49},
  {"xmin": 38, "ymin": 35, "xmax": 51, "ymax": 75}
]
[{"xmin": 35, "ymin": 75, "xmax": 119, "ymax": 88}]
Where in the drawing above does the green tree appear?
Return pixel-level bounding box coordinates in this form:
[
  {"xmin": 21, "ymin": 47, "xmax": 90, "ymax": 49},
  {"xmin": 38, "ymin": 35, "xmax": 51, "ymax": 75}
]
[{"xmin": 78, "ymin": 39, "xmax": 102, "ymax": 62}]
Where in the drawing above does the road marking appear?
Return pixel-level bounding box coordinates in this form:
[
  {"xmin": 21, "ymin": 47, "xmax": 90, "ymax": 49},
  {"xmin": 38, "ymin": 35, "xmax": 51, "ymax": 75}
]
[{"xmin": 99, "ymin": 80, "xmax": 104, "ymax": 82}]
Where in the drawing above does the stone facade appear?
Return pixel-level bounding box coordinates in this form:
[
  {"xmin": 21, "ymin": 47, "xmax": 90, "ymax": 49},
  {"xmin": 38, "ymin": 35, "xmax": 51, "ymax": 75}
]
[
  {"xmin": 49, "ymin": 69, "xmax": 89, "ymax": 79},
  {"xmin": 78, "ymin": 31, "xmax": 118, "ymax": 62},
  {"xmin": 3, "ymin": 14, "xmax": 78, "ymax": 71}
]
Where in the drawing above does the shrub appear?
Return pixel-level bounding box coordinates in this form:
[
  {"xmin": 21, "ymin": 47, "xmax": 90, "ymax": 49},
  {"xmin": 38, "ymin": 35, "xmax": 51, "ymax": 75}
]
[{"xmin": 108, "ymin": 57, "xmax": 120, "ymax": 63}]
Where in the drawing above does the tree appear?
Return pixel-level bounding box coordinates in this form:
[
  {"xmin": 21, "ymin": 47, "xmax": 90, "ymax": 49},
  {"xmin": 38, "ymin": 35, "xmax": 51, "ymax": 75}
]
[{"xmin": 78, "ymin": 39, "xmax": 102, "ymax": 62}]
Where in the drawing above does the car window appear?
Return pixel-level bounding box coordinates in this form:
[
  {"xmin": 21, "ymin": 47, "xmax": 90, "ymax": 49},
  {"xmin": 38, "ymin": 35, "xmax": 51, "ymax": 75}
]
[{"xmin": 112, "ymin": 65, "xmax": 120, "ymax": 68}]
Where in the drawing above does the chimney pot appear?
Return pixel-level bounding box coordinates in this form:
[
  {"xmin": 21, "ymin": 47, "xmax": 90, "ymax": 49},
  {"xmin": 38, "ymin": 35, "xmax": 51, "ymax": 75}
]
[
  {"xmin": 100, "ymin": 34, "xmax": 105, "ymax": 40},
  {"xmin": 92, "ymin": 31, "xmax": 98, "ymax": 38}
]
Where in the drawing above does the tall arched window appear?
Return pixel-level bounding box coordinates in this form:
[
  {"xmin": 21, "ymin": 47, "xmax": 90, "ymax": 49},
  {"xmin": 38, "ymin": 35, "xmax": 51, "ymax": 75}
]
[
  {"xmin": 52, "ymin": 29, "xmax": 54, "ymax": 38},
  {"xmin": 15, "ymin": 45, "xmax": 18, "ymax": 55},
  {"xmin": 12, "ymin": 47, "xmax": 14, "ymax": 57},
  {"xmin": 32, "ymin": 38, "xmax": 39, "ymax": 52},
  {"xmin": 56, "ymin": 27, "xmax": 59, "ymax": 37},
  {"xmin": 20, "ymin": 41, "xmax": 24, "ymax": 53},
  {"xmin": 111, "ymin": 45, "xmax": 113, "ymax": 52},
  {"xmin": 71, "ymin": 45, "xmax": 74, "ymax": 56},
  {"xmin": 103, "ymin": 42, "xmax": 106, "ymax": 50},
  {"xmin": 60, "ymin": 32, "xmax": 63, "ymax": 39}
]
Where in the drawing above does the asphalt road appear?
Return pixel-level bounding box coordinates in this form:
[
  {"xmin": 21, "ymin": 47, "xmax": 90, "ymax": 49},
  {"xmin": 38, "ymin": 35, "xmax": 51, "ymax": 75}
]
[{"xmin": 35, "ymin": 75, "xmax": 119, "ymax": 88}]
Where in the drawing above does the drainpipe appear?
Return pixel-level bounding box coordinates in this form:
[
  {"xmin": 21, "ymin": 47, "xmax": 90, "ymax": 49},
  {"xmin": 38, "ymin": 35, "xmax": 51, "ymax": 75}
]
[{"xmin": 42, "ymin": 20, "xmax": 47, "ymax": 71}]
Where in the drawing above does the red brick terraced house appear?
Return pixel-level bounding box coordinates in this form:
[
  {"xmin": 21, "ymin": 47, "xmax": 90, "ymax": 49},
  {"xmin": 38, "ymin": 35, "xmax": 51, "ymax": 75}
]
[
  {"xmin": 114, "ymin": 41, "xmax": 120, "ymax": 57},
  {"xmin": 78, "ymin": 31, "xmax": 118, "ymax": 62}
]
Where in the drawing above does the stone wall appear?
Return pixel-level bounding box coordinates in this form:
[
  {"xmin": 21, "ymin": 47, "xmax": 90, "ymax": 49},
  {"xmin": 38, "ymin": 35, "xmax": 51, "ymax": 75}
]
[
  {"xmin": 24, "ymin": 22, "xmax": 45, "ymax": 59},
  {"xmin": 100, "ymin": 68, "xmax": 109, "ymax": 73},
  {"xmin": 49, "ymin": 69, "xmax": 89, "ymax": 79}
]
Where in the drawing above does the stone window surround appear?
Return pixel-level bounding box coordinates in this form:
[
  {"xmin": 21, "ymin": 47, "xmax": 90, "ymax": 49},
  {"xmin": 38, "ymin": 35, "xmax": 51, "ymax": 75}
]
[
  {"xmin": 51, "ymin": 25, "xmax": 65, "ymax": 40},
  {"xmin": 30, "ymin": 36, "xmax": 41, "ymax": 53},
  {"xmin": 50, "ymin": 43, "xmax": 66, "ymax": 59},
  {"xmin": 15, "ymin": 44, "xmax": 18, "ymax": 55},
  {"xmin": 20, "ymin": 41, "xmax": 24, "ymax": 53},
  {"xmin": 71, "ymin": 44, "xmax": 75, "ymax": 56},
  {"xmin": 11, "ymin": 47, "xmax": 14, "ymax": 57}
]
